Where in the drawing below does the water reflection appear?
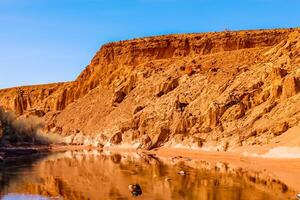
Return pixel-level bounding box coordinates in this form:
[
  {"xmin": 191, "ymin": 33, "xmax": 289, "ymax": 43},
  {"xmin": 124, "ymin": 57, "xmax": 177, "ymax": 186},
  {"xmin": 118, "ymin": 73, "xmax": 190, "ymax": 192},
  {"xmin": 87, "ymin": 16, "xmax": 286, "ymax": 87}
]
[
  {"xmin": 1, "ymin": 194, "xmax": 59, "ymax": 200},
  {"xmin": 0, "ymin": 150, "xmax": 296, "ymax": 200}
]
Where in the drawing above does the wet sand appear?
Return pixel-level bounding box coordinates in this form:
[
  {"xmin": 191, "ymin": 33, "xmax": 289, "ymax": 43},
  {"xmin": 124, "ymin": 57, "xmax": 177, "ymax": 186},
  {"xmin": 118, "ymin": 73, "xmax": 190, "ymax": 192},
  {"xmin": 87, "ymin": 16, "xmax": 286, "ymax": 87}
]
[{"xmin": 148, "ymin": 147, "xmax": 300, "ymax": 192}]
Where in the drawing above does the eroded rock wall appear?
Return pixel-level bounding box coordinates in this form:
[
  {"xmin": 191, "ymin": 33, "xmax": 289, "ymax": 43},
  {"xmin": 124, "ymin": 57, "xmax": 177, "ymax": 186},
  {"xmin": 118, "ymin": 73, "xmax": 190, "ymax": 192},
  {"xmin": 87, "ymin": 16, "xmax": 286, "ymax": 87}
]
[{"xmin": 1, "ymin": 28, "xmax": 300, "ymax": 150}]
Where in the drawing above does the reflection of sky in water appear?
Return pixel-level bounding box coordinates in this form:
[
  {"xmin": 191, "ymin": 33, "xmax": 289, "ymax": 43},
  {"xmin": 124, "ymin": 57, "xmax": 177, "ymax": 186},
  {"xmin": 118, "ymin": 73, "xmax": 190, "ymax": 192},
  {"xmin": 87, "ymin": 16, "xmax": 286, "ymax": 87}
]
[{"xmin": 1, "ymin": 194, "xmax": 57, "ymax": 200}]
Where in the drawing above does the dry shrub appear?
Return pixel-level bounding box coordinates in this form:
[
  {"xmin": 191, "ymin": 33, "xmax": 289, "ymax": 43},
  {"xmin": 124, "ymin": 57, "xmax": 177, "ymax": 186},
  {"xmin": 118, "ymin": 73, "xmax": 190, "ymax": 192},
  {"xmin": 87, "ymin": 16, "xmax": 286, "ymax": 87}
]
[{"xmin": 0, "ymin": 107, "xmax": 57, "ymax": 145}]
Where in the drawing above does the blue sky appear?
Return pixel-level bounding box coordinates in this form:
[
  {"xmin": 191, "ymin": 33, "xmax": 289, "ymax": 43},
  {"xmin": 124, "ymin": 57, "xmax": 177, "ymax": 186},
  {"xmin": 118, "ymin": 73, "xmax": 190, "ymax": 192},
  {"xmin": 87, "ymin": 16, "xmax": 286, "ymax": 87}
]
[{"xmin": 0, "ymin": 0, "xmax": 299, "ymax": 89}]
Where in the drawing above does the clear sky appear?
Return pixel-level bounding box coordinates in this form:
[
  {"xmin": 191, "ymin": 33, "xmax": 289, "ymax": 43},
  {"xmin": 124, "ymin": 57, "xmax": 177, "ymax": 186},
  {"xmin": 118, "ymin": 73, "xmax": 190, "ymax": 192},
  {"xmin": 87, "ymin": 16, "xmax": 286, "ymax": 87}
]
[{"xmin": 0, "ymin": 0, "xmax": 299, "ymax": 89}]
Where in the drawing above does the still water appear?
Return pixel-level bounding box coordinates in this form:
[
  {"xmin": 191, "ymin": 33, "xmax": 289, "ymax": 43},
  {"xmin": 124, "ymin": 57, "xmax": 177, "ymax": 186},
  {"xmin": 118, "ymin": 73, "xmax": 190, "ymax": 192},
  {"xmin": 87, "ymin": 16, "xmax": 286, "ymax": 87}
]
[{"xmin": 0, "ymin": 150, "xmax": 296, "ymax": 200}]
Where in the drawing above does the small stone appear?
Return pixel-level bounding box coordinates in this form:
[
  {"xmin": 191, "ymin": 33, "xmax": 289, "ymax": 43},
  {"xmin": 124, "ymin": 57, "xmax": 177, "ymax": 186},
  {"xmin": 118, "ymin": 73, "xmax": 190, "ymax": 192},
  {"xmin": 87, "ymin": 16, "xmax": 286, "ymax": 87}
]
[
  {"xmin": 178, "ymin": 171, "xmax": 187, "ymax": 176},
  {"xmin": 165, "ymin": 177, "xmax": 172, "ymax": 181},
  {"xmin": 171, "ymin": 156, "xmax": 183, "ymax": 161},
  {"xmin": 128, "ymin": 184, "xmax": 142, "ymax": 196}
]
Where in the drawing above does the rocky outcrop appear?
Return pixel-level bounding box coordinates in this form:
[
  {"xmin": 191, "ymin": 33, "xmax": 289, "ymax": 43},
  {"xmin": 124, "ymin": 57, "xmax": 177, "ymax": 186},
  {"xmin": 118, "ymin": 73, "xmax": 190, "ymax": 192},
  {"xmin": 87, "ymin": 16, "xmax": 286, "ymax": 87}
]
[
  {"xmin": 282, "ymin": 76, "xmax": 300, "ymax": 99},
  {"xmin": 0, "ymin": 83, "xmax": 70, "ymax": 115},
  {"xmin": 156, "ymin": 77, "xmax": 179, "ymax": 97},
  {"xmin": 0, "ymin": 29, "xmax": 293, "ymax": 116},
  {"xmin": 1, "ymin": 28, "xmax": 300, "ymax": 150}
]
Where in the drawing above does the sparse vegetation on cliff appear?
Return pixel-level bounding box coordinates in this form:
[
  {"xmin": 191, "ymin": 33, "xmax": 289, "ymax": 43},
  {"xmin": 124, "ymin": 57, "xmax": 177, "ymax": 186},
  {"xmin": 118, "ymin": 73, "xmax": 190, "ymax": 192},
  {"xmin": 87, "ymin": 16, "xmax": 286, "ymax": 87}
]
[{"xmin": 0, "ymin": 107, "xmax": 54, "ymax": 146}]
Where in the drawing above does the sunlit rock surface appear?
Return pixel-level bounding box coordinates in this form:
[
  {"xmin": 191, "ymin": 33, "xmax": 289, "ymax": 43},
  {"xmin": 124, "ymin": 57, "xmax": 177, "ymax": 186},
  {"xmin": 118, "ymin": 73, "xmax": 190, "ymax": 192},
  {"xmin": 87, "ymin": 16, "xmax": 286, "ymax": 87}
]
[{"xmin": 1, "ymin": 28, "xmax": 300, "ymax": 150}]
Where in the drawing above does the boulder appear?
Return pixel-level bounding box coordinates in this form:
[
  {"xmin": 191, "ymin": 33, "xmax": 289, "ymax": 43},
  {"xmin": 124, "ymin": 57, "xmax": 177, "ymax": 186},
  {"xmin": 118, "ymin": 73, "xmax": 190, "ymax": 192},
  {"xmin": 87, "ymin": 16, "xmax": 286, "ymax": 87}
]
[
  {"xmin": 156, "ymin": 77, "xmax": 179, "ymax": 97},
  {"xmin": 221, "ymin": 103, "xmax": 245, "ymax": 121},
  {"xmin": 112, "ymin": 90, "xmax": 127, "ymax": 104},
  {"xmin": 109, "ymin": 132, "xmax": 122, "ymax": 145},
  {"xmin": 271, "ymin": 85, "xmax": 283, "ymax": 99},
  {"xmin": 270, "ymin": 67, "xmax": 287, "ymax": 80},
  {"xmin": 282, "ymin": 76, "xmax": 300, "ymax": 99},
  {"xmin": 150, "ymin": 127, "xmax": 171, "ymax": 149},
  {"xmin": 138, "ymin": 134, "xmax": 152, "ymax": 150},
  {"xmin": 271, "ymin": 122, "xmax": 289, "ymax": 136}
]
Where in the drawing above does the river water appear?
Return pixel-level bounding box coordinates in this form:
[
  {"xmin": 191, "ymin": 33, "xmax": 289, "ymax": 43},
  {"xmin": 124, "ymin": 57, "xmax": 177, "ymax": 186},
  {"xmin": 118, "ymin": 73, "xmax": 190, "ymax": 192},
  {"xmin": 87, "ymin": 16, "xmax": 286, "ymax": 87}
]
[{"xmin": 0, "ymin": 150, "xmax": 297, "ymax": 200}]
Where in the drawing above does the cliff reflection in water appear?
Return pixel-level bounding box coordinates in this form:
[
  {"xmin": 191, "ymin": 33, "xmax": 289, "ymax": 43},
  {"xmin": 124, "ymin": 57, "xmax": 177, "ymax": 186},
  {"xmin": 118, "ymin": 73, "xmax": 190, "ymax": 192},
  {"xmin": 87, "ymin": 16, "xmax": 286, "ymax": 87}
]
[{"xmin": 0, "ymin": 150, "xmax": 296, "ymax": 200}]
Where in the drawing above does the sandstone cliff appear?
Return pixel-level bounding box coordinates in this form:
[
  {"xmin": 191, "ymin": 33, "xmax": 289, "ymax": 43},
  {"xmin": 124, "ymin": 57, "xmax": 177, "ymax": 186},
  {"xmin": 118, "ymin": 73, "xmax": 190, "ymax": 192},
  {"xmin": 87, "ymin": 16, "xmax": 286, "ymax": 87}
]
[{"xmin": 1, "ymin": 28, "xmax": 300, "ymax": 151}]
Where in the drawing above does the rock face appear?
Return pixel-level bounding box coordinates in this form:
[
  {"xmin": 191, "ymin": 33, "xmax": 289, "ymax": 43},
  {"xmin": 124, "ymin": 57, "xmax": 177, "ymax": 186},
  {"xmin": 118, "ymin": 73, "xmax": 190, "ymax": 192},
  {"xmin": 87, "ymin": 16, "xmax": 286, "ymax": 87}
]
[{"xmin": 1, "ymin": 28, "xmax": 300, "ymax": 150}]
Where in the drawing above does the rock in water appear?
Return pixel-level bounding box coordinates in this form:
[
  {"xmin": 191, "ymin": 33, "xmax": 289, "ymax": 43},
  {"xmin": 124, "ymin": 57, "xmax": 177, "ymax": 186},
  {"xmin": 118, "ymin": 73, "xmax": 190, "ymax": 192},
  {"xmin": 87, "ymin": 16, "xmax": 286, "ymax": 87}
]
[{"xmin": 128, "ymin": 184, "xmax": 142, "ymax": 196}]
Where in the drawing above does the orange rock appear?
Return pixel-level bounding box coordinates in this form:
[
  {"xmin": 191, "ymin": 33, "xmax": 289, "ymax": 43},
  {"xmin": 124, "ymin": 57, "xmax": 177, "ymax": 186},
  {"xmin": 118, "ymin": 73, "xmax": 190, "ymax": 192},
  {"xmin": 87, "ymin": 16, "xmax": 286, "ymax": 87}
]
[
  {"xmin": 282, "ymin": 76, "xmax": 300, "ymax": 99},
  {"xmin": 1, "ymin": 28, "xmax": 300, "ymax": 150},
  {"xmin": 270, "ymin": 67, "xmax": 287, "ymax": 80}
]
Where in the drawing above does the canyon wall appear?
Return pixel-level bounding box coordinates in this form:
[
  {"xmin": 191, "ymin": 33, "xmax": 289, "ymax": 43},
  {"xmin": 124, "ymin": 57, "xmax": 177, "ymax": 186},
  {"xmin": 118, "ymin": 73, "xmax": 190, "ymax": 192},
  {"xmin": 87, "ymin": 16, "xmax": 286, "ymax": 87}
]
[{"xmin": 1, "ymin": 28, "xmax": 300, "ymax": 150}]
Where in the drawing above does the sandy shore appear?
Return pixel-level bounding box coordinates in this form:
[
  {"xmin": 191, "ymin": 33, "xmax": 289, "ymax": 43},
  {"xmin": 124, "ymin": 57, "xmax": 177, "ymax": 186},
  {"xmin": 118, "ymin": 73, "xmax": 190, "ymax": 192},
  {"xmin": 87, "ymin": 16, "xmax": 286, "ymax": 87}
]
[{"xmin": 146, "ymin": 147, "xmax": 300, "ymax": 192}]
